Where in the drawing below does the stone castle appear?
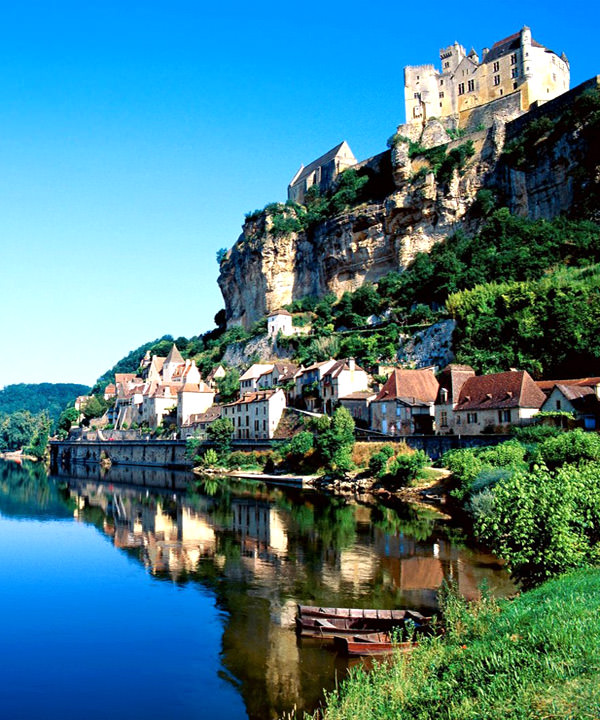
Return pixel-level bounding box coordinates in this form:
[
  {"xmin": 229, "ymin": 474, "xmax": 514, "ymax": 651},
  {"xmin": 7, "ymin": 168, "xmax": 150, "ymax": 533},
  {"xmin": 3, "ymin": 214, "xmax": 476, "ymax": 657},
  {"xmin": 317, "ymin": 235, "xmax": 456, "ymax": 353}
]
[{"xmin": 404, "ymin": 26, "xmax": 569, "ymax": 129}]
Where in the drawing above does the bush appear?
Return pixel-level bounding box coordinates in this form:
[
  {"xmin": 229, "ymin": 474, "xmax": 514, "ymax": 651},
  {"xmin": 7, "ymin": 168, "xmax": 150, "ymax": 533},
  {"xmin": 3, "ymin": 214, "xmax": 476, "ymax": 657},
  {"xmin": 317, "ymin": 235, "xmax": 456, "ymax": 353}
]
[
  {"xmin": 385, "ymin": 450, "xmax": 428, "ymax": 488},
  {"xmin": 537, "ymin": 428, "xmax": 600, "ymax": 469},
  {"xmin": 442, "ymin": 448, "xmax": 484, "ymax": 499}
]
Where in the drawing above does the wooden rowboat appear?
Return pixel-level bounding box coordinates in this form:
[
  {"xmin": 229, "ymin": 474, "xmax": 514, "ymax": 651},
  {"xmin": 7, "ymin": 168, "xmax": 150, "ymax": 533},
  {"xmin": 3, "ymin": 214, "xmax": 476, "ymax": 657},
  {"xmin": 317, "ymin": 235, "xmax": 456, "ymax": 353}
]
[
  {"xmin": 333, "ymin": 633, "xmax": 417, "ymax": 657},
  {"xmin": 296, "ymin": 605, "xmax": 432, "ymax": 639}
]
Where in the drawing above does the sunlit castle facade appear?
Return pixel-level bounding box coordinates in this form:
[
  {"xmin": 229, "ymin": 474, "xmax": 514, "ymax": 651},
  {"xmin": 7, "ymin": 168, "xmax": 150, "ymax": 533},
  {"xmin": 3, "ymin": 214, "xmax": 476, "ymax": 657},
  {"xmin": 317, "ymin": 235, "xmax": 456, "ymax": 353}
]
[{"xmin": 404, "ymin": 26, "xmax": 569, "ymax": 127}]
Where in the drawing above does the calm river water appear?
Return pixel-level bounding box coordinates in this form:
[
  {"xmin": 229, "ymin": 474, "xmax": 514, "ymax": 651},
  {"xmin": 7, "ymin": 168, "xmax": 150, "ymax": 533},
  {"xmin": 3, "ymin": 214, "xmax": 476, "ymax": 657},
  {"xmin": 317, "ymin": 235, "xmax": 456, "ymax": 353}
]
[{"xmin": 0, "ymin": 460, "xmax": 515, "ymax": 719}]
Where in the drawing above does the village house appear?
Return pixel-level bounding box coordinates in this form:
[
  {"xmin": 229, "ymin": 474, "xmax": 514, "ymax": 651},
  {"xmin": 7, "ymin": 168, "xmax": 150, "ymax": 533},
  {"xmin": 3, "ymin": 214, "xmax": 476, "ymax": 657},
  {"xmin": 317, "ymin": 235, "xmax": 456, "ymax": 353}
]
[
  {"xmin": 288, "ymin": 141, "xmax": 357, "ymax": 205},
  {"xmin": 206, "ymin": 365, "xmax": 226, "ymax": 390},
  {"xmin": 537, "ymin": 377, "xmax": 600, "ymax": 430},
  {"xmin": 180, "ymin": 406, "xmax": 223, "ymax": 440},
  {"xmin": 291, "ymin": 359, "xmax": 338, "ymax": 411},
  {"xmin": 371, "ymin": 368, "xmax": 439, "ymax": 435},
  {"xmin": 339, "ymin": 391, "xmax": 377, "ymax": 427},
  {"xmin": 177, "ymin": 382, "xmax": 216, "ymax": 428},
  {"xmin": 435, "ymin": 364, "xmax": 476, "ymax": 434},
  {"xmin": 454, "ymin": 370, "xmax": 546, "ymax": 432},
  {"xmin": 221, "ymin": 388, "xmax": 287, "ymax": 440},
  {"xmin": 239, "ymin": 363, "xmax": 276, "ymax": 394},
  {"xmin": 267, "ymin": 310, "xmax": 294, "ymax": 337},
  {"xmin": 256, "ymin": 361, "xmax": 298, "ymax": 390},
  {"xmin": 320, "ymin": 358, "xmax": 371, "ymax": 414},
  {"xmin": 404, "ymin": 26, "xmax": 569, "ymax": 128}
]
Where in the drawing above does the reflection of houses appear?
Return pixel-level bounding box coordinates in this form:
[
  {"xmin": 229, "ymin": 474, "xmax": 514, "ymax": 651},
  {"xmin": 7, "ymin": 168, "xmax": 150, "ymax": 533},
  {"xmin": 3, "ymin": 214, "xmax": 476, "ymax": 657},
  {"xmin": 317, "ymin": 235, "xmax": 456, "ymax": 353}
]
[
  {"xmin": 371, "ymin": 368, "xmax": 439, "ymax": 435},
  {"xmin": 232, "ymin": 501, "xmax": 288, "ymax": 555},
  {"xmin": 537, "ymin": 377, "xmax": 600, "ymax": 429}
]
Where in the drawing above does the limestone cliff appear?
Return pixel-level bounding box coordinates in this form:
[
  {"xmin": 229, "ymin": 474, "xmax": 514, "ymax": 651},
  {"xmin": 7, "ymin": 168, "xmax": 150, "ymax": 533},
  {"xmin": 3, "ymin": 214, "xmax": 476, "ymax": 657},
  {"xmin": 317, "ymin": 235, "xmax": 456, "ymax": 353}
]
[{"xmin": 218, "ymin": 77, "xmax": 600, "ymax": 329}]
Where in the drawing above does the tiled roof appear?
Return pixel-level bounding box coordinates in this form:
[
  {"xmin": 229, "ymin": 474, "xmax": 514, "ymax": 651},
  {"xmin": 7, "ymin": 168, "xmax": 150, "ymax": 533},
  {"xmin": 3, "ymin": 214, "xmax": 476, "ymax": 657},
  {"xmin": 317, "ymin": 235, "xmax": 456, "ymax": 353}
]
[
  {"xmin": 188, "ymin": 406, "xmax": 222, "ymax": 425},
  {"xmin": 268, "ymin": 309, "xmax": 292, "ymax": 317},
  {"xmin": 340, "ymin": 391, "xmax": 376, "ymax": 401},
  {"xmin": 181, "ymin": 382, "xmax": 213, "ymax": 393},
  {"xmin": 223, "ymin": 389, "xmax": 281, "ymax": 407},
  {"xmin": 115, "ymin": 373, "xmax": 138, "ymax": 384},
  {"xmin": 375, "ymin": 369, "xmax": 439, "ymax": 404},
  {"xmin": 240, "ymin": 363, "xmax": 274, "ymax": 382},
  {"xmin": 536, "ymin": 377, "xmax": 600, "ymax": 395},
  {"xmin": 437, "ymin": 364, "xmax": 476, "ymax": 403},
  {"xmin": 456, "ymin": 371, "xmax": 546, "ymax": 411}
]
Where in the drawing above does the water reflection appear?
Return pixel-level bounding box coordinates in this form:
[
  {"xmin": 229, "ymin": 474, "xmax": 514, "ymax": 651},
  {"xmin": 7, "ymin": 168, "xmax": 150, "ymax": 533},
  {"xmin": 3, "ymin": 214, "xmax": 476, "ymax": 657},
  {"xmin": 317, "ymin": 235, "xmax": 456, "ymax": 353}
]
[{"xmin": 1, "ymin": 460, "xmax": 515, "ymax": 719}]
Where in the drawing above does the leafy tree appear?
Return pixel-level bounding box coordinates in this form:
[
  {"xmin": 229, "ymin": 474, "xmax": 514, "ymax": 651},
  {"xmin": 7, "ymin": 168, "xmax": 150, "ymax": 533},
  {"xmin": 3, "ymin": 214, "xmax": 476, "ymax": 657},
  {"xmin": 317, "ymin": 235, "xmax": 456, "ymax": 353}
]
[
  {"xmin": 81, "ymin": 396, "xmax": 108, "ymax": 424},
  {"xmin": 206, "ymin": 418, "xmax": 235, "ymax": 458},
  {"xmin": 216, "ymin": 369, "xmax": 240, "ymax": 403},
  {"xmin": 312, "ymin": 407, "xmax": 356, "ymax": 476},
  {"xmin": 57, "ymin": 406, "xmax": 80, "ymax": 437},
  {"xmin": 24, "ymin": 412, "xmax": 51, "ymax": 460}
]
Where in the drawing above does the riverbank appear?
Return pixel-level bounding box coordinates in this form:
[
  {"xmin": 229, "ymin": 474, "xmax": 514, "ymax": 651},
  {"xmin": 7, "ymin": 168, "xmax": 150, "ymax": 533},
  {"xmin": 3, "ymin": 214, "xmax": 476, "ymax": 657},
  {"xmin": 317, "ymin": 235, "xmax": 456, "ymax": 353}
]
[
  {"xmin": 309, "ymin": 567, "xmax": 600, "ymax": 719},
  {"xmin": 0, "ymin": 450, "xmax": 38, "ymax": 463}
]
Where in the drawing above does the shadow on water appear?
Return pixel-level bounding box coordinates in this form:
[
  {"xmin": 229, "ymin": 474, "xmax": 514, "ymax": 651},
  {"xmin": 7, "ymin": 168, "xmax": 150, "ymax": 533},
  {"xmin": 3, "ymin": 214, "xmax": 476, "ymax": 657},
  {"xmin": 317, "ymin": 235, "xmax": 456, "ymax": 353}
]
[{"xmin": 2, "ymin": 460, "xmax": 516, "ymax": 719}]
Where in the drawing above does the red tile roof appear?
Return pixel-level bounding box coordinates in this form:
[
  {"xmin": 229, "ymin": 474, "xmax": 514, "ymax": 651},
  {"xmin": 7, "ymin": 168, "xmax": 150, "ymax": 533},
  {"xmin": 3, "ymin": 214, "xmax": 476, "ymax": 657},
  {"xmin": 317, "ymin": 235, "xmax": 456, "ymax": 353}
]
[
  {"xmin": 457, "ymin": 371, "xmax": 545, "ymax": 411},
  {"xmin": 375, "ymin": 369, "xmax": 438, "ymax": 404}
]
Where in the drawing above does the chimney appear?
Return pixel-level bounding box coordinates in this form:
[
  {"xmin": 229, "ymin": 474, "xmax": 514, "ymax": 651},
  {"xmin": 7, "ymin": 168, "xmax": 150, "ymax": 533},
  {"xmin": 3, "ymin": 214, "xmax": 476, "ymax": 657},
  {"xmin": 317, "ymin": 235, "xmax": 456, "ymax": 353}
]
[{"xmin": 348, "ymin": 357, "xmax": 356, "ymax": 372}]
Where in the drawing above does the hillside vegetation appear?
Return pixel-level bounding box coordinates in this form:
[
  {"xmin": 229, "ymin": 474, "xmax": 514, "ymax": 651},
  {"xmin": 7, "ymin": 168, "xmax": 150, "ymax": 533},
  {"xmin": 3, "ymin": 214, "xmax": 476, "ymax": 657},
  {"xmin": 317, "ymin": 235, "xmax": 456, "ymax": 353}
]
[{"xmin": 0, "ymin": 383, "xmax": 90, "ymax": 424}]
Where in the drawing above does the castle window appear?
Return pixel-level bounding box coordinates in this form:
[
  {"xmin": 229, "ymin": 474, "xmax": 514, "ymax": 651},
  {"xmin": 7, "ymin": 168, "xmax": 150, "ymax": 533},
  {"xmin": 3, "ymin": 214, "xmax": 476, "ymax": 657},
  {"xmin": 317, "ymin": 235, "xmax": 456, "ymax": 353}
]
[
  {"xmin": 467, "ymin": 79, "xmax": 475, "ymax": 92},
  {"xmin": 440, "ymin": 79, "xmax": 444, "ymax": 86},
  {"xmin": 444, "ymin": 62, "xmax": 450, "ymax": 69},
  {"xmin": 458, "ymin": 82, "xmax": 465, "ymax": 95},
  {"xmin": 413, "ymin": 92, "xmax": 420, "ymax": 99},
  {"xmin": 511, "ymin": 54, "xmax": 517, "ymax": 65},
  {"xmin": 494, "ymin": 75, "xmax": 501, "ymax": 86},
  {"xmin": 493, "ymin": 61, "xmax": 500, "ymax": 72},
  {"xmin": 513, "ymin": 82, "xmax": 518, "ymax": 90},
  {"xmin": 439, "ymin": 91, "xmax": 444, "ymax": 98},
  {"xmin": 511, "ymin": 67, "xmax": 518, "ymax": 78}
]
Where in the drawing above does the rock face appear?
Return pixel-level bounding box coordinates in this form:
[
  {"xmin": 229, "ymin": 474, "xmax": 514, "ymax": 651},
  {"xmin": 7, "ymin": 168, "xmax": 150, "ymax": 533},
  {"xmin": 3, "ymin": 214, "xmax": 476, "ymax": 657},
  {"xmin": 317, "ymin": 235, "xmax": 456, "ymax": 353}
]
[{"xmin": 218, "ymin": 79, "xmax": 600, "ymax": 328}]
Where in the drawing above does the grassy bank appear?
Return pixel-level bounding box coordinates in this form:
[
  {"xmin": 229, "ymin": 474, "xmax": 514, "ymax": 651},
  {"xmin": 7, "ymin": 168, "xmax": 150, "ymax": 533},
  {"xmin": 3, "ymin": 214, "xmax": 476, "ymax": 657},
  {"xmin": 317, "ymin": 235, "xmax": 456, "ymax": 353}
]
[{"xmin": 308, "ymin": 568, "xmax": 600, "ymax": 719}]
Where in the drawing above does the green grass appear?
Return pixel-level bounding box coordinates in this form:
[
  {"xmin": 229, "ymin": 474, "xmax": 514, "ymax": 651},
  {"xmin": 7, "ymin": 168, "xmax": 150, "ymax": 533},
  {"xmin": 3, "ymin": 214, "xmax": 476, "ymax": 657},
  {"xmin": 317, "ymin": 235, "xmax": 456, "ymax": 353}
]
[{"xmin": 308, "ymin": 568, "xmax": 600, "ymax": 719}]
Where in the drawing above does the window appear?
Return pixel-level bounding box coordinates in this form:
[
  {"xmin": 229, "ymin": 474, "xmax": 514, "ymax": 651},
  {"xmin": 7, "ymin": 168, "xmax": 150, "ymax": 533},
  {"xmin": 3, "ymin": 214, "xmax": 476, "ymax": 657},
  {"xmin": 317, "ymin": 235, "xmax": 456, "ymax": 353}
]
[
  {"xmin": 440, "ymin": 411, "xmax": 448, "ymax": 427},
  {"xmin": 396, "ymin": 405, "xmax": 401, "ymax": 417},
  {"xmin": 511, "ymin": 54, "xmax": 517, "ymax": 65},
  {"xmin": 458, "ymin": 82, "xmax": 465, "ymax": 95},
  {"xmin": 493, "ymin": 61, "xmax": 500, "ymax": 72},
  {"xmin": 413, "ymin": 92, "xmax": 420, "ymax": 99},
  {"xmin": 381, "ymin": 403, "xmax": 387, "ymax": 415},
  {"xmin": 439, "ymin": 91, "xmax": 445, "ymax": 98},
  {"xmin": 511, "ymin": 67, "xmax": 518, "ymax": 78},
  {"xmin": 494, "ymin": 75, "xmax": 501, "ymax": 86},
  {"xmin": 413, "ymin": 107, "xmax": 422, "ymax": 118},
  {"xmin": 444, "ymin": 61, "xmax": 450, "ymax": 69},
  {"xmin": 440, "ymin": 79, "xmax": 444, "ymax": 86},
  {"xmin": 255, "ymin": 419, "xmax": 259, "ymax": 431},
  {"xmin": 556, "ymin": 400, "xmax": 562, "ymax": 410},
  {"xmin": 467, "ymin": 79, "xmax": 475, "ymax": 92},
  {"xmin": 498, "ymin": 409, "xmax": 511, "ymax": 423},
  {"xmin": 467, "ymin": 412, "xmax": 478, "ymax": 424}
]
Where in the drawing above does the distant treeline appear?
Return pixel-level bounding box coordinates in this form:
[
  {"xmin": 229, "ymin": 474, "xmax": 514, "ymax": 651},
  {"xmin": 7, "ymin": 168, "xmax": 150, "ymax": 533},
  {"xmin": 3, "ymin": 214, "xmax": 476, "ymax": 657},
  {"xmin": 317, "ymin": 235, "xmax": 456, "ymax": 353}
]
[{"xmin": 0, "ymin": 383, "xmax": 90, "ymax": 425}]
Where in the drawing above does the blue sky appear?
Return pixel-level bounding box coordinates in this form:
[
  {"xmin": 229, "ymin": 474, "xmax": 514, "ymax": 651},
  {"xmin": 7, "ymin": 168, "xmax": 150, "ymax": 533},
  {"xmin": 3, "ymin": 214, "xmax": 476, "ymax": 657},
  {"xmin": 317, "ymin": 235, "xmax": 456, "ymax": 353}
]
[{"xmin": 0, "ymin": 1, "xmax": 597, "ymax": 388}]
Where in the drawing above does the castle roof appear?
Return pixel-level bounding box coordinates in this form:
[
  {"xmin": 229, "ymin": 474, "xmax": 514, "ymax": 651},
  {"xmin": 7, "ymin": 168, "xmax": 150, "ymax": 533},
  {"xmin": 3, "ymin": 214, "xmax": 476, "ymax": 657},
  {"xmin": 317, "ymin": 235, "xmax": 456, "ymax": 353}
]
[
  {"xmin": 164, "ymin": 343, "xmax": 184, "ymax": 366},
  {"xmin": 483, "ymin": 29, "xmax": 543, "ymax": 64},
  {"xmin": 456, "ymin": 371, "xmax": 545, "ymax": 411}
]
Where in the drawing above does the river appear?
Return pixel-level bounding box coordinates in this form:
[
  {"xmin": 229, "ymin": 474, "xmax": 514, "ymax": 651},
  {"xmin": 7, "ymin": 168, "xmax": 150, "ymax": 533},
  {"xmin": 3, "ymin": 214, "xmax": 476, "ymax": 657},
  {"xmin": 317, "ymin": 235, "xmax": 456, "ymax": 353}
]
[{"xmin": 0, "ymin": 460, "xmax": 515, "ymax": 719}]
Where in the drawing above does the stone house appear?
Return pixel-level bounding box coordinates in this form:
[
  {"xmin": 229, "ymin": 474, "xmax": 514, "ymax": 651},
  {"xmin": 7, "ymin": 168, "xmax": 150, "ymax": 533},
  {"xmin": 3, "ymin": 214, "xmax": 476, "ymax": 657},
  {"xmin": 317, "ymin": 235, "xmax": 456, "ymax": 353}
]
[
  {"xmin": 239, "ymin": 363, "xmax": 276, "ymax": 394},
  {"xmin": 291, "ymin": 359, "xmax": 338, "ymax": 411},
  {"xmin": 221, "ymin": 388, "xmax": 287, "ymax": 440},
  {"xmin": 454, "ymin": 370, "xmax": 546, "ymax": 432},
  {"xmin": 177, "ymin": 382, "xmax": 216, "ymax": 428},
  {"xmin": 288, "ymin": 141, "xmax": 357, "ymax": 205},
  {"xmin": 180, "ymin": 406, "xmax": 223, "ymax": 440},
  {"xmin": 256, "ymin": 362, "xmax": 299, "ymax": 390},
  {"xmin": 435, "ymin": 364, "xmax": 476, "ymax": 434},
  {"xmin": 206, "ymin": 365, "xmax": 227, "ymax": 390},
  {"xmin": 267, "ymin": 310, "xmax": 294, "ymax": 337},
  {"xmin": 537, "ymin": 377, "xmax": 600, "ymax": 430},
  {"xmin": 339, "ymin": 391, "xmax": 377, "ymax": 427},
  {"xmin": 371, "ymin": 368, "xmax": 439, "ymax": 435},
  {"xmin": 404, "ymin": 26, "xmax": 569, "ymax": 128},
  {"xmin": 320, "ymin": 358, "xmax": 370, "ymax": 414}
]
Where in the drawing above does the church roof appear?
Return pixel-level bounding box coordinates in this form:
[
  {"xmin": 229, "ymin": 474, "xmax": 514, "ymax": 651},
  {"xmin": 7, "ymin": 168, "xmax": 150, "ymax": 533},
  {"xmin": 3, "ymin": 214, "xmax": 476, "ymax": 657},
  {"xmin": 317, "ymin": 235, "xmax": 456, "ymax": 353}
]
[
  {"xmin": 164, "ymin": 343, "xmax": 184, "ymax": 365},
  {"xmin": 289, "ymin": 141, "xmax": 353, "ymax": 189}
]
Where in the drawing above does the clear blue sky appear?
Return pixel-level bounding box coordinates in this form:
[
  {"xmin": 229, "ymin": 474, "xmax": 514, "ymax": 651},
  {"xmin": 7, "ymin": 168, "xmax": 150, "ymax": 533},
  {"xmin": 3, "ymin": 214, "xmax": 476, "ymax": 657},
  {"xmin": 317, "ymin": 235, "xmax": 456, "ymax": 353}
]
[{"xmin": 0, "ymin": 0, "xmax": 597, "ymax": 388}]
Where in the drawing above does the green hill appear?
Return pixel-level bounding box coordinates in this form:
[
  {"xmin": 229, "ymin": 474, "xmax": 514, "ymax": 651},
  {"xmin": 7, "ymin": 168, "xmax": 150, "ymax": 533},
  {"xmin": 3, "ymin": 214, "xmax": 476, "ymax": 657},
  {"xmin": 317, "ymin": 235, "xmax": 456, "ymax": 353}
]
[{"xmin": 0, "ymin": 383, "xmax": 90, "ymax": 424}]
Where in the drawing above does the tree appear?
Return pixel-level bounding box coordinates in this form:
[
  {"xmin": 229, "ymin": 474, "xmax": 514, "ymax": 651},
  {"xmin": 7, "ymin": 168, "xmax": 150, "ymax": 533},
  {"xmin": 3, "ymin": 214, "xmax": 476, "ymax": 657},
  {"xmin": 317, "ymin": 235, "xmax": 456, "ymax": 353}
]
[
  {"xmin": 216, "ymin": 369, "xmax": 240, "ymax": 403},
  {"xmin": 81, "ymin": 396, "xmax": 108, "ymax": 424},
  {"xmin": 206, "ymin": 418, "xmax": 235, "ymax": 458},
  {"xmin": 313, "ymin": 407, "xmax": 356, "ymax": 476},
  {"xmin": 57, "ymin": 406, "xmax": 80, "ymax": 437},
  {"xmin": 24, "ymin": 412, "xmax": 52, "ymax": 460}
]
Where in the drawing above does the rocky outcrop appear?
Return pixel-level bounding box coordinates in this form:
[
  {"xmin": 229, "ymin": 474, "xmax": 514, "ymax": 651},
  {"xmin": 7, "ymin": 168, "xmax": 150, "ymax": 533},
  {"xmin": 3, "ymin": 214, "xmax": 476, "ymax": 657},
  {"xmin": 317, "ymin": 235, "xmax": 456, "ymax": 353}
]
[{"xmin": 218, "ymin": 78, "xmax": 600, "ymax": 328}]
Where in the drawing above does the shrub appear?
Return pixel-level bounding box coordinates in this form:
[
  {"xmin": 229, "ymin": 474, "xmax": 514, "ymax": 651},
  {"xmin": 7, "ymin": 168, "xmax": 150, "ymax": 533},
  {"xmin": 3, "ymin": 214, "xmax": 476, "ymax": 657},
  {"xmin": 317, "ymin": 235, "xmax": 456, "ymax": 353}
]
[
  {"xmin": 385, "ymin": 450, "xmax": 428, "ymax": 488},
  {"xmin": 538, "ymin": 428, "xmax": 600, "ymax": 469},
  {"xmin": 442, "ymin": 448, "xmax": 484, "ymax": 499}
]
